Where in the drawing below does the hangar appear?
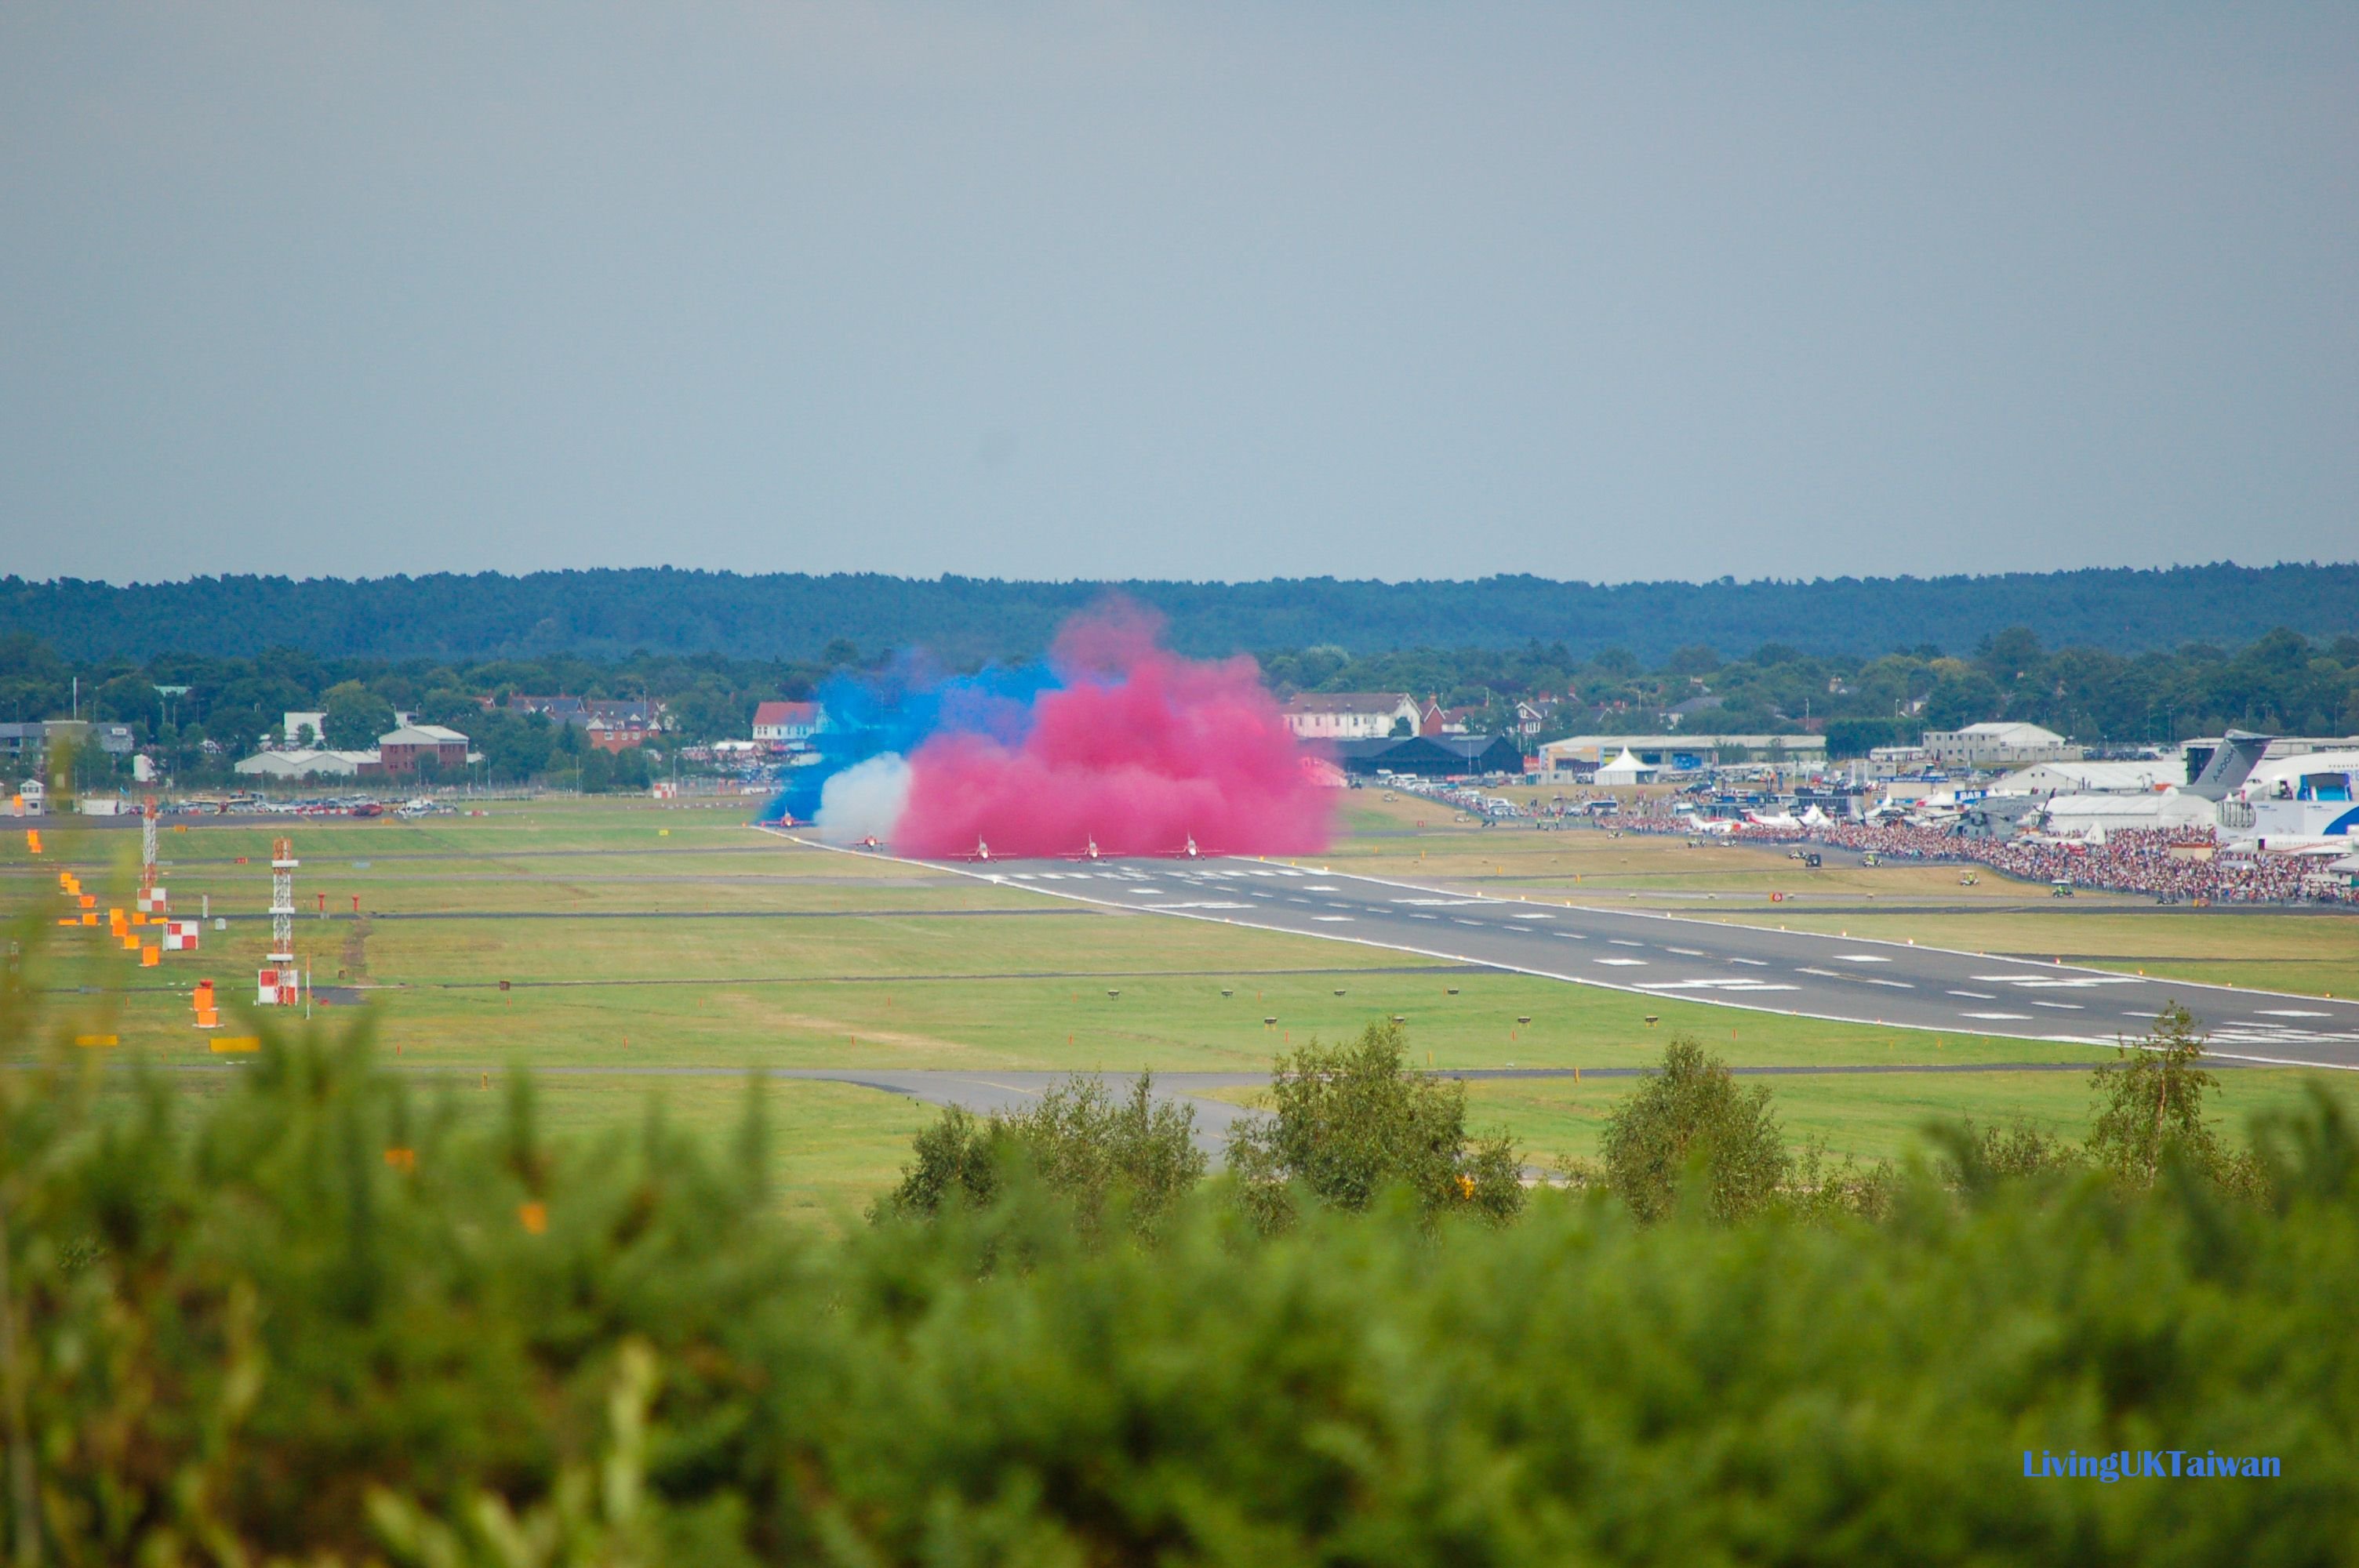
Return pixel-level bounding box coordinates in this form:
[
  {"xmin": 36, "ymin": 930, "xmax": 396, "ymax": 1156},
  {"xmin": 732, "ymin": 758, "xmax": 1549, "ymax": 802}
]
[{"xmin": 1329, "ymin": 732, "xmax": 1525, "ymax": 779}]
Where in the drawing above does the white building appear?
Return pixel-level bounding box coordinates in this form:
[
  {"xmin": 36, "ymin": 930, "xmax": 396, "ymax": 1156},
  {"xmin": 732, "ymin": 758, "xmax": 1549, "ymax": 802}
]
[
  {"xmin": 1998, "ymin": 760, "xmax": 2179, "ymax": 796},
  {"xmin": 234, "ymin": 749, "xmax": 377, "ymax": 780},
  {"xmin": 1543, "ymin": 734, "xmax": 1827, "ymax": 778},
  {"xmin": 282, "ymin": 711, "xmax": 328, "ymax": 746},
  {"xmin": 2041, "ymin": 793, "xmax": 2216, "ymax": 840},
  {"xmin": 1921, "ymin": 722, "xmax": 2080, "ymax": 768},
  {"xmin": 1281, "ymin": 692, "xmax": 1421, "ymax": 740},
  {"xmin": 751, "ymin": 701, "xmax": 828, "ymax": 743}
]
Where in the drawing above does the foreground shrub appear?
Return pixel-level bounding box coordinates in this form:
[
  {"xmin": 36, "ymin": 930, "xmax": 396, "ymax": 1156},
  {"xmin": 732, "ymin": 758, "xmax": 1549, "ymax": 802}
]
[
  {"xmin": 1599, "ymin": 1036, "xmax": 1793, "ymax": 1223},
  {"xmin": 1224, "ymin": 1020, "xmax": 1524, "ymax": 1231},
  {"xmin": 871, "ymin": 1071, "xmax": 1206, "ymax": 1240},
  {"xmin": 7, "ymin": 933, "xmax": 2359, "ymax": 1563}
]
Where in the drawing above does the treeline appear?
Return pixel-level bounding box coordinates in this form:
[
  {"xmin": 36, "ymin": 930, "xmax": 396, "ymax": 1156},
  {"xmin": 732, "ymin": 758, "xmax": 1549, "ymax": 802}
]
[
  {"xmin": 6, "ymin": 624, "xmax": 2353, "ymax": 785},
  {"xmin": 0, "ymin": 632, "xmax": 834, "ymax": 786},
  {"xmin": 3, "ymin": 560, "xmax": 2354, "ymax": 664},
  {"xmin": 875, "ymin": 1007, "xmax": 2266, "ymax": 1240},
  {"xmin": 7, "ymin": 956, "xmax": 2353, "ymax": 1561},
  {"xmin": 1256, "ymin": 625, "xmax": 2359, "ymax": 750}
]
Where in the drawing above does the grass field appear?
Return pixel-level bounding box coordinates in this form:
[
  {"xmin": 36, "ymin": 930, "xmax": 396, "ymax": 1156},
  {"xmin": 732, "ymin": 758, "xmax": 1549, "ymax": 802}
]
[{"xmin": 9, "ymin": 792, "xmax": 2354, "ymax": 1217}]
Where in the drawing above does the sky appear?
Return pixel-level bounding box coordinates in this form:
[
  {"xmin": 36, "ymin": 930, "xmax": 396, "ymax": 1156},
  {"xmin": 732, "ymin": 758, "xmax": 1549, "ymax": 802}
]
[{"xmin": 2, "ymin": 2, "xmax": 2353, "ymax": 587}]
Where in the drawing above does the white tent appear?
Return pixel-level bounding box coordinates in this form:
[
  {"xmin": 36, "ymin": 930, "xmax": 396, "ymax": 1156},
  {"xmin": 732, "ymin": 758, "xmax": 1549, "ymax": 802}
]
[
  {"xmin": 1594, "ymin": 748, "xmax": 1656, "ymax": 786},
  {"xmin": 2041, "ymin": 790, "xmax": 2215, "ymax": 839}
]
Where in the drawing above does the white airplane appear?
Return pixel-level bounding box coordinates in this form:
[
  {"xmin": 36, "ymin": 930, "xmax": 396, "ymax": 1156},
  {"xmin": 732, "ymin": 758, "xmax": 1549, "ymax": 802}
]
[
  {"xmin": 1062, "ymin": 837, "xmax": 1102, "ymax": 862},
  {"xmin": 855, "ymin": 835, "xmax": 881, "ymax": 851},
  {"xmin": 969, "ymin": 837, "xmax": 992, "ymax": 862},
  {"xmin": 1183, "ymin": 834, "xmax": 1201, "ymax": 858}
]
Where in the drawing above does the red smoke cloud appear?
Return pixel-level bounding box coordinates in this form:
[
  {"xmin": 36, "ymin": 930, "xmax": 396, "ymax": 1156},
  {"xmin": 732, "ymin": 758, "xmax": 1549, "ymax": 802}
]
[{"xmin": 896, "ymin": 605, "xmax": 1336, "ymax": 858}]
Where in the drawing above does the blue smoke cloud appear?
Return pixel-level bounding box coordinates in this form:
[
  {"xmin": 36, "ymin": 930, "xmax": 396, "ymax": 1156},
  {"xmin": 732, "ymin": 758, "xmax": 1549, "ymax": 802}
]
[{"xmin": 761, "ymin": 655, "xmax": 1064, "ymax": 823}]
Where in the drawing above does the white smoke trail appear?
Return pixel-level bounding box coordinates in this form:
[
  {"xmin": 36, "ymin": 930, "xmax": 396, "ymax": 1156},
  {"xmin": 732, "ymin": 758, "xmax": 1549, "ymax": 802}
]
[{"xmin": 814, "ymin": 752, "xmax": 912, "ymax": 842}]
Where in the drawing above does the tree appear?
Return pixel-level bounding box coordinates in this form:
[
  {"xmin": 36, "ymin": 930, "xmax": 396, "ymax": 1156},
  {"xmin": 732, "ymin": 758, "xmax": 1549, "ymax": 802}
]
[
  {"xmin": 320, "ymin": 681, "xmax": 396, "ymax": 750},
  {"xmin": 872, "ymin": 1104, "xmax": 1001, "ymax": 1219},
  {"xmin": 999, "ymin": 1073, "xmax": 1205, "ymax": 1240},
  {"xmin": 1226, "ymin": 1021, "xmax": 1523, "ymax": 1231},
  {"xmin": 415, "ymin": 688, "xmax": 482, "ymax": 730},
  {"xmin": 1600, "ymin": 1038, "xmax": 1790, "ymax": 1224},
  {"xmin": 1922, "ymin": 667, "xmax": 2003, "ymax": 730},
  {"xmin": 871, "ymin": 1074, "xmax": 1207, "ymax": 1240},
  {"xmin": 2087, "ymin": 1003, "xmax": 2255, "ymax": 1192}
]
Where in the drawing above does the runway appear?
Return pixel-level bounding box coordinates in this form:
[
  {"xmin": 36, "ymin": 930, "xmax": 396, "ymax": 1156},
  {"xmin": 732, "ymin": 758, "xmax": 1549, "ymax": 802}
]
[{"xmin": 894, "ymin": 851, "xmax": 2359, "ymax": 1073}]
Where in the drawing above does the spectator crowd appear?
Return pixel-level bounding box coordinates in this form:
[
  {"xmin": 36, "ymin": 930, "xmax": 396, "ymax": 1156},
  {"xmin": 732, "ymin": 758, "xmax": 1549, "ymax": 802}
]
[{"xmin": 1619, "ymin": 808, "xmax": 2354, "ymax": 907}]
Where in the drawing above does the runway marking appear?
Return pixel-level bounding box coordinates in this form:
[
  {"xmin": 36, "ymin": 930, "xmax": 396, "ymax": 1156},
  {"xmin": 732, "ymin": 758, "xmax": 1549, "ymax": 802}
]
[
  {"xmin": 1557, "ymin": 932, "xmax": 1587, "ymax": 940},
  {"xmin": 1609, "ymin": 939, "xmax": 1645, "ymax": 948},
  {"xmin": 1837, "ymin": 954, "xmax": 1890, "ymax": 964},
  {"xmin": 1453, "ymin": 918, "xmax": 1484, "ymax": 927},
  {"xmin": 2259, "ymin": 1009, "xmax": 2332, "ymax": 1018},
  {"xmin": 1797, "ymin": 967, "xmax": 1840, "ymax": 978},
  {"xmin": 2032, "ymin": 1001, "xmax": 2084, "ymax": 1011},
  {"xmin": 1304, "ymin": 885, "xmax": 1339, "ymax": 891},
  {"xmin": 1962, "ymin": 1012, "xmax": 2033, "ymax": 1021},
  {"xmin": 1507, "ymin": 924, "xmax": 1533, "ymax": 932},
  {"xmin": 1639, "ymin": 978, "xmax": 1800, "ymax": 993},
  {"xmin": 1408, "ymin": 913, "xmax": 1438, "ymax": 920},
  {"xmin": 1728, "ymin": 956, "xmax": 1766, "ymax": 967},
  {"xmin": 1143, "ymin": 901, "xmax": 1249, "ymax": 911},
  {"xmin": 1857, "ymin": 978, "xmax": 1915, "ymax": 989},
  {"xmin": 1975, "ymin": 974, "xmax": 2055, "ymax": 984},
  {"xmin": 1949, "ymin": 989, "xmax": 1996, "ymax": 999},
  {"xmin": 1312, "ymin": 915, "xmax": 1355, "ymax": 923},
  {"xmin": 1665, "ymin": 946, "xmax": 1706, "ymax": 956},
  {"xmin": 2010, "ymin": 977, "xmax": 2141, "ymax": 989},
  {"xmin": 1596, "ymin": 957, "xmax": 1648, "ymax": 967},
  {"xmin": 1391, "ymin": 897, "xmax": 1484, "ymax": 906}
]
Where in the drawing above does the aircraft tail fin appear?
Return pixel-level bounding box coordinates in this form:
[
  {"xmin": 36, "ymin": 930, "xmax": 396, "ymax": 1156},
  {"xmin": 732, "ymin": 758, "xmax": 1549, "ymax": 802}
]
[{"xmin": 2183, "ymin": 730, "xmax": 2272, "ymax": 800}]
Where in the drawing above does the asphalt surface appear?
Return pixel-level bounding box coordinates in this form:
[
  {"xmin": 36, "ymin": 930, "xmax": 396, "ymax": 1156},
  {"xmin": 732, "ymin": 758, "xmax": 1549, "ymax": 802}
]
[
  {"xmin": 889, "ymin": 851, "xmax": 2359, "ymax": 1073},
  {"xmin": 761, "ymin": 1063, "xmax": 2130, "ymax": 1156},
  {"xmin": 133, "ymin": 1061, "xmax": 2194, "ymax": 1160}
]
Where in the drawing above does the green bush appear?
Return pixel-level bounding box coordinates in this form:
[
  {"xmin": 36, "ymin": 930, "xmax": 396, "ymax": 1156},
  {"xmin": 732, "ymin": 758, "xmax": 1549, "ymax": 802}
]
[
  {"xmin": 1600, "ymin": 1036, "xmax": 1793, "ymax": 1223},
  {"xmin": 8, "ymin": 935, "xmax": 2359, "ymax": 1563},
  {"xmin": 1224, "ymin": 1021, "xmax": 1524, "ymax": 1231},
  {"xmin": 872, "ymin": 1073, "xmax": 1206, "ymax": 1241}
]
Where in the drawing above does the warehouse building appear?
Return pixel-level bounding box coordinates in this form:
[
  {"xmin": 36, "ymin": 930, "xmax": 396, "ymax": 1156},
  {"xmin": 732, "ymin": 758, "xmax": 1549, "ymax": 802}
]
[
  {"xmin": 1997, "ymin": 759, "xmax": 2179, "ymax": 796},
  {"xmin": 1921, "ymin": 721, "xmax": 2080, "ymax": 768},
  {"xmin": 1330, "ymin": 733, "xmax": 1525, "ymax": 779},
  {"xmin": 1541, "ymin": 733, "xmax": 1826, "ymax": 779}
]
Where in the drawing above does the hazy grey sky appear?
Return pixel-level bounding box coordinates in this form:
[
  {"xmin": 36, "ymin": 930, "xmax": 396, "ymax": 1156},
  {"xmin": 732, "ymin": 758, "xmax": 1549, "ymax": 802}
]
[{"xmin": 2, "ymin": 3, "xmax": 2352, "ymax": 586}]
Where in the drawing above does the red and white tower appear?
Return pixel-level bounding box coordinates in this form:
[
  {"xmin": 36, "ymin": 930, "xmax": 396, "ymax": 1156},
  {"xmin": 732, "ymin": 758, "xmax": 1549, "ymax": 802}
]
[
  {"xmin": 259, "ymin": 836, "xmax": 300, "ymax": 1006},
  {"xmin": 136, "ymin": 796, "xmax": 165, "ymax": 913}
]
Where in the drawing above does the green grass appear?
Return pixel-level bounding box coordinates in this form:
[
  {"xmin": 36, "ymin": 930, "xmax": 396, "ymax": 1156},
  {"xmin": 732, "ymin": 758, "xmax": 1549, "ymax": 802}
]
[
  {"xmin": 1454, "ymin": 1066, "xmax": 2359, "ymax": 1172},
  {"xmin": 113, "ymin": 1065, "xmax": 929, "ymax": 1230},
  {"xmin": 11, "ymin": 794, "xmax": 2354, "ymax": 1214}
]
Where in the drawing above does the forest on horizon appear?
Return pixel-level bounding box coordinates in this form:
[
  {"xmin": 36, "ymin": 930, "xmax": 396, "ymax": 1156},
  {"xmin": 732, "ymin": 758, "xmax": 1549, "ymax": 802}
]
[{"xmin": 2, "ymin": 560, "xmax": 2353, "ymax": 666}]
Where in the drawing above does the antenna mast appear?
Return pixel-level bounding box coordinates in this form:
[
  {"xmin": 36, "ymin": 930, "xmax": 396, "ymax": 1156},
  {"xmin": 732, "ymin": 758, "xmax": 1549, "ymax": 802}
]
[{"xmin": 260, "ymin": 835, "xmax": 300, "ymax": 1006}]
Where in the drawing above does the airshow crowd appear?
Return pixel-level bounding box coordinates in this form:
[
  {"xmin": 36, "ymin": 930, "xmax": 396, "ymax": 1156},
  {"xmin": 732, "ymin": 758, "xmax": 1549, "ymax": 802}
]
[{"xmin": 1619, "ymin": 808, "xmax": 2353, "ymax": 906}]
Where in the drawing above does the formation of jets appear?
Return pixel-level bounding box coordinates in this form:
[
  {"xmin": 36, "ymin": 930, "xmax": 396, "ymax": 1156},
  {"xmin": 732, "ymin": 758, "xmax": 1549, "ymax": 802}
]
[{"xmin": 947, "ymin": 833, "xmax": 1205, "ymax": 862}]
